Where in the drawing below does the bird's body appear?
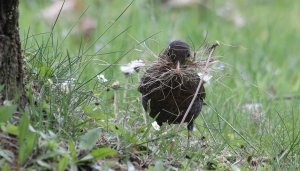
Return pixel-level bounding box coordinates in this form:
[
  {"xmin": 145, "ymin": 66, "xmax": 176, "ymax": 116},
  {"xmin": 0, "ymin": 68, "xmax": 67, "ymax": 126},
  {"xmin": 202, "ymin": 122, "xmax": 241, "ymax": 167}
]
[{"xmin": 139, "ymin": 40, "xmax": 206, "ymax": 132}]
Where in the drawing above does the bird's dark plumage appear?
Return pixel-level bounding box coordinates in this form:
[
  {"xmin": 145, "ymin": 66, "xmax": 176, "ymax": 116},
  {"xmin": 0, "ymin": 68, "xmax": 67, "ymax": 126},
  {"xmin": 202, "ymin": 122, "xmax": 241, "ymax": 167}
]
[{"xmin": 138, "ymin": 40, "xmax": 206, "ymax": 132}]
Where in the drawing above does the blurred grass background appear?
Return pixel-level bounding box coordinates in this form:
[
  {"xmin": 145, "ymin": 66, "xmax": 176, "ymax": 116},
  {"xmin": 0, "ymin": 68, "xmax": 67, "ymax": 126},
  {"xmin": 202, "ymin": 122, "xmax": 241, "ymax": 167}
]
[
  {"xmin": 14, "ymin": 0, "xmax": 300, "ymax": 170},
  {"xmin": 20, "ymin": 0, "xmax": 300, "ymax": 95}
]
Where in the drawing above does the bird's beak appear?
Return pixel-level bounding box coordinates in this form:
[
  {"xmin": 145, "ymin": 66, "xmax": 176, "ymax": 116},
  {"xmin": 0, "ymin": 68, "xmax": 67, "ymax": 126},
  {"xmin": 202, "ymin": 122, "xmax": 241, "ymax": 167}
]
[{"xmin": 175, "ymin": 61, "xmax": 180, "ymax": 73}]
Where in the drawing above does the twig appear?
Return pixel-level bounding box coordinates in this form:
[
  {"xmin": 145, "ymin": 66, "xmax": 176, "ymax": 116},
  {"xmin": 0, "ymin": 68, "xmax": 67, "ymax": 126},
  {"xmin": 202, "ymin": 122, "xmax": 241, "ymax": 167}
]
[{"xmin": 176, "ymin": 41, "xmax": 220, "ymax": 131}]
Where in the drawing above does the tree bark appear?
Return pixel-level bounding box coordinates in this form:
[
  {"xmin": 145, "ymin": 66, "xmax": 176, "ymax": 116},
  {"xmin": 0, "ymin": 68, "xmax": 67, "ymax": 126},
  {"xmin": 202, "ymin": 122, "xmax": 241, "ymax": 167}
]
[{"xmin": 0, "ymin": 0, "xmax": 26, "ymax": 108}]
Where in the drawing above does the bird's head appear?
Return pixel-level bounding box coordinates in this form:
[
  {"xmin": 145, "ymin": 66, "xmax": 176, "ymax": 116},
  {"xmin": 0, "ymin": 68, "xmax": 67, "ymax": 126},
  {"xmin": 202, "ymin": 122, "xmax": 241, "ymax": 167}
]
[{"xmin": 162, "ymin": 40, "xmax": 192, "ymax": 69}]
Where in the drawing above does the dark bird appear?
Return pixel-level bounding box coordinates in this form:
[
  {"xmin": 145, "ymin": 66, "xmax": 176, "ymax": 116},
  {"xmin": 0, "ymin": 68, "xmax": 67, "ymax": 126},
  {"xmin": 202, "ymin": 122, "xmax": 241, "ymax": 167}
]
[{"xmin": 138, "ymin": 40, "xmax": 206, "ymax": 136}]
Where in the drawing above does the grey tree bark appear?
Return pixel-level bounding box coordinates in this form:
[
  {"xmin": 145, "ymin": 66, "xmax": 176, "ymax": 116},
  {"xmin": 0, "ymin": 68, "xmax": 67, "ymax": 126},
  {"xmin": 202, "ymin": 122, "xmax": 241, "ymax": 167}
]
[{"xmin": 0, "ymin": 0, "xmax": 26, "ymax": 109}]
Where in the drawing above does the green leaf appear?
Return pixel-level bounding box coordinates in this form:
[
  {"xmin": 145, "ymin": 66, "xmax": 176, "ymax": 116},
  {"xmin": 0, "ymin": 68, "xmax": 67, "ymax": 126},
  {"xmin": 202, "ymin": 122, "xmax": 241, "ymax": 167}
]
[
  {"xmin": 90, "ymin": 147, "xmax": 117, "ymax": 160},
  {"xmin": 18, "ymin": 131, "xmax": 38, "ymax": 165},
  {"xmin": 79, "ymin": 128, "xmax": 101, "ymax": 150},
  {"xmin": 108, "ymin": 124, "xmax": 124, "ymax": 135},
  {"xmin": 44, "ymin": 139, "xmax": 59, "ymax": 150},
  {"xmin": 39, "ymin": 66, "xmax": 54, "ymax": 77},
  {"xmin": 0, "ymin": 85, "xmax": 4, "ymax": 91},
  {"xmin": 1, "ymin": 162, "xmax": 10, "ymax": 171},
  {"xmin": 1, "ymin": 124, "xmax": 18, "ymax": 136},
  {"xmin": 25, "ymin": 131, "xmax": 38, "ymax": 158},
  {"xmin": 68, "ymin": 140, "xmax": 76, "ymax": 161},
  {"xmin": 18, "ymin": 114, "xmax": 29, "ymax": 143},
  {"xmin": 58, "ymin": 155, "xmax": 69, "ymax": 171},
  {"xmin": 18, "ymin": 113, "xmax": 38, "ymax": 165},
  {"xmin": 80, "ymin": 147, "xmax": 117, "ymax": 161},
  {"xmin": 0, "ymin": 105, "xmax": 17, "ymax": 123},
  {"xmin": 83, "ymin": 105, "xmax": 106, "ymax": 120},
  {"xmin": 18, "ymin": 143, "xmax": 27, "ymax": 165},
  {"xmin": 108, "ymin": 124, "xmax": 137, "ymax": 143},
  {"xmin": 37, "ymin": 160, "xmax": 52, "ymax": 169}
]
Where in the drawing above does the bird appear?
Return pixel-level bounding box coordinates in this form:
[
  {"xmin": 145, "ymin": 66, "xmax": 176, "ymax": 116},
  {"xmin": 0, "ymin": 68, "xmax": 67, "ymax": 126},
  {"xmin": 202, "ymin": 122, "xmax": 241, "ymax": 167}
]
[{"xmin": 138, "ymin": 40, "xmax": 206, "ymax": 137}]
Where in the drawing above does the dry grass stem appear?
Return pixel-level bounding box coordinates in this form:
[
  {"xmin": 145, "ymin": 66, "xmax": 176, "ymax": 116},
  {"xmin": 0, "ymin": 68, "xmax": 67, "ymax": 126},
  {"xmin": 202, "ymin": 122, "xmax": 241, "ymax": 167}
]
[{"xmin": 177, "ymin": 41, "xmax": 219, "ymax": 131}]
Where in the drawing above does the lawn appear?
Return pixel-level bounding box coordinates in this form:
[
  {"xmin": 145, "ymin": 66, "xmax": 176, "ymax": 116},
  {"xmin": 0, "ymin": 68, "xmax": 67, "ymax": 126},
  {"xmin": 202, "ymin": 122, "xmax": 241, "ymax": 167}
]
[{"xmin": 1, "ymin": 0, "xmax": 299, "ymax": 170}]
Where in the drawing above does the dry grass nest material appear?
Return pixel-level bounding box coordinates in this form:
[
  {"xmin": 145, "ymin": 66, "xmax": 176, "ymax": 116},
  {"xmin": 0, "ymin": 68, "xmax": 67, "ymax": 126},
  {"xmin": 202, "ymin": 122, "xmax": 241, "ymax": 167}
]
[{"xmin": 141, "ymin": 56, "xmax": 214, "ymax": 95}]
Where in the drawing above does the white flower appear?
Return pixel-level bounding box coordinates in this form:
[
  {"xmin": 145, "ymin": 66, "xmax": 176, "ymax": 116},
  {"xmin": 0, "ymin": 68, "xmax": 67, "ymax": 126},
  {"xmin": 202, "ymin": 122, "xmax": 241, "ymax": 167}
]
[
  {"xmin": 60, "ymin": 79, "xmax": 75, "ymax": 93},
  {"xmin": 151, "ymin": 121, "xmax": 160, "ymax": 131},
  {"xmin": 61, "ymin": 82, "xmax": 70, "ymax": 93},
  {"xmin": 243, "ymin": 103, "xmax": 264, "ymax": 126},
  {"xmin": 97, "ymin": 74, "xmax": 108, "ymax": 83},
  {"xmin": 243, "ymin": 103, "xmax": 262, "ymax": 113},
  {"xmin": 120, "ymin": 65, "xmax": 135, "ymax": 74},
  {"xmin": 197, "ymin": 72, "xmax": 212, "ymax": 83},
  {"xmin": 130, "ymin": 59, "xmax": 145, "ymax": 69},
  {"xmin": 120, "ymin": 59, "xmax": 145, "ymax": 74}
]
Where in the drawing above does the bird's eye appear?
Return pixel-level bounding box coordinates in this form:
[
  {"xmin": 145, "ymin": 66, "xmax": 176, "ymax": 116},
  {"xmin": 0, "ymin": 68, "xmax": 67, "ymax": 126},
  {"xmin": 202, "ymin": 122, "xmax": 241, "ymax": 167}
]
[{"xmin": 187, "ymin": 53, "xmax": 191, "ymax": 57}]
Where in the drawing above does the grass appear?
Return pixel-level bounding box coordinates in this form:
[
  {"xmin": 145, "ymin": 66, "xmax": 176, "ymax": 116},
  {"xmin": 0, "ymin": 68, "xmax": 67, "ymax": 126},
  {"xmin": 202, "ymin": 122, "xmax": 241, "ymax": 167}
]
[{"xmin": 0, "ymin": 0, "xmax": 299, "ymax": 170}]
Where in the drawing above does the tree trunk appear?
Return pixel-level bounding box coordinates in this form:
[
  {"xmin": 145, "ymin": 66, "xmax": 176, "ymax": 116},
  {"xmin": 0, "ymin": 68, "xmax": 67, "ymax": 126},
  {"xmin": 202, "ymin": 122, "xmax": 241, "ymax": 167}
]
[{"xmin": 0, "ymin": 0, "xmax": 26, "ymax": 109}]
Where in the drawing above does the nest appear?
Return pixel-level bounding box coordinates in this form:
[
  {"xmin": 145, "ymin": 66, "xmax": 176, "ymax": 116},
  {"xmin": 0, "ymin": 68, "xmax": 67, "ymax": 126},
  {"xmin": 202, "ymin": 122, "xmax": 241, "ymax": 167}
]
[{"xmin": 140, "ymin": 54, "xmax": 213, "ymax": 97}]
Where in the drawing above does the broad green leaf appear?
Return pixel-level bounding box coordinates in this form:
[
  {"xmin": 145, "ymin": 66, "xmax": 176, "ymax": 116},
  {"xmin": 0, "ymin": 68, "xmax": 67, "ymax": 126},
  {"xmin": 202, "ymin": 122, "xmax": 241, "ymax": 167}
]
[
  {"xmin": 80, "ymin": 147, "xmax": 116, "ymax": 161},
  {"xmin": 18, "ymin": 113, "xmax": 38, "ymax": 165},
  {"xmin": 18, "ymin": 114, "xmax": 29, "ymax": 143},
  {"xmin": 0, "ymin": 85, "xmax": 4, "ymax": 91},
  {"xmin": 25, "ymin": 131, "xmax": 38, "ymax": 159},
  {"xmin": 68, "ymin": 140, "xmax": 76, "ymax": 161},
  {"xmin": 79, "ymin": 128, "xmax": 101, "ymax": 150},
  {"xmin": 58, "ymin": 155, "xmax": 69, "ymax": 171},
  {"xmin": 37, "ymin": 160, "xmax": 52, "ymax": 169},
  {"xmin": 108, "ymin": 124, "xmax": 137, "ymax": 143},
  {"xmin": 79, "ymin": 154, "xmax": 93, "ymax": 161},
  {"xmin": 1, "ymin": 124, "xmax": 18, "ymax": 136},
  {"xmin": 44, "ymin": 140, "xmax": 59, "ymax": 150},
  {"xmin": 90, "ymin": 147, "xmax": 116, "ymax": 160},
  {"xmin": 0, "ymin": 105, "xmax": 17, "ymax": 123},
  {"xmin": 18, "ymin": 143, "xmax": 27, "ymax": 165},
  {"xmin": 18, "ymin": 131, "xmax": 38, "ymax": 165},
  {"xmin": 109, "ymin": 124, "xmax": 124, "ymax": 135},
  {"xmin": 83, "ymin": 105, "xmax": 106, "ymax": 120}
]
